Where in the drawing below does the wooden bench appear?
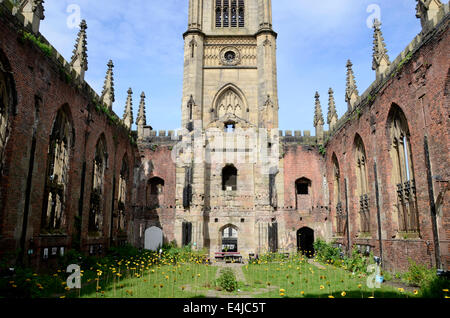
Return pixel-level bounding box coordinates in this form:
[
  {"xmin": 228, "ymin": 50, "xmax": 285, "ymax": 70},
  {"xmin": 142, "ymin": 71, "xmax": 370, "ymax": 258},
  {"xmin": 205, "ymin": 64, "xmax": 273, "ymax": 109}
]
[{"xmin": 214, "ymin": 252, "xmax": 243, "ymax": 263}]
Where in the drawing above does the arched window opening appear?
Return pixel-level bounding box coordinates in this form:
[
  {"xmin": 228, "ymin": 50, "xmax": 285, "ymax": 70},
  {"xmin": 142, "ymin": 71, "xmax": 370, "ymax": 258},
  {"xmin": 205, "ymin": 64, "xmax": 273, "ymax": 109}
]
[
  {"xmin": 89, "ymin": 136, "xmax": 107, "ymax": 233},
  {"xmin": 354, "ymin": 135, "xmax": 370, "ymax": 234},
  {"xmin": 388, "ymin": 106, "xmax": 418, "ymax": 233},
  {"xmin": 222, "ymin": 165, "xmax": 237, "ymax": 191},
  {"xmin": 216, "ymin": 88, "xmax": 244, "ymax": 119},
  {"xmin": 147, "ymin": 177, "xmax": 164, "ymax": 208},
  {"xmin": 221, "ymin": 225, "xmax": 238, "ymax": 252},
  {"xmin": 333, "ymin": 154, "xmax": 345, "ymax": 236},
  {"xmin": 216, "ymin": 0, "xmax": 245, "ymax": 28},
  {"xmin": 0, "ymin": 59, "xmax": 11, "ymax": 176},
  {"xmin": 117, "ymin": 157, "xmax": 128, "ymax": 232},
  {"xmin": 295, "ymin": 177, "xmax": 312, "ymax": 211},
  {"xmin": 296, "ymin": 178, "xmax": 311, "ymax": 195},
  {"xmin": 41, "ymin": 108, "xmax": 73, "ymax": 233}
]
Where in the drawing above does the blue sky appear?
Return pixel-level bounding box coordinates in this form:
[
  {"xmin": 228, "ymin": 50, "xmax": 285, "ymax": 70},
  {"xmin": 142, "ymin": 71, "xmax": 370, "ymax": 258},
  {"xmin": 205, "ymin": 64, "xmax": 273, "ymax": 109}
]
[{"xmin": 39, "ymin": 0, "xmax": 435, "ymax": 133}]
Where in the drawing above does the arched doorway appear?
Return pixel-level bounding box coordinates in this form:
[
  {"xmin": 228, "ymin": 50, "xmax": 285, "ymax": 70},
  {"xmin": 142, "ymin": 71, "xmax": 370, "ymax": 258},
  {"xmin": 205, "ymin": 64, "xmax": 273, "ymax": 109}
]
[
  {"xmin": 297, "ymin": 227, "xmax": 314, "ymax": 258},
  {"xmin": 144, "ymin": 226, "xmax": 163, "ymax": 251},
  {"xmin": 221, "ymin": 225, "xmax": 238, "ymax": 252}
]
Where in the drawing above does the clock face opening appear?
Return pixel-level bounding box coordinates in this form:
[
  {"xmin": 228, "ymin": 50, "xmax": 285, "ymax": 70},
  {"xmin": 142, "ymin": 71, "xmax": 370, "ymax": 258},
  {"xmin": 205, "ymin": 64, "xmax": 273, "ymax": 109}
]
[{"xmin": 224, "ymin": 51, "xmax": 236, "ymax": 63}]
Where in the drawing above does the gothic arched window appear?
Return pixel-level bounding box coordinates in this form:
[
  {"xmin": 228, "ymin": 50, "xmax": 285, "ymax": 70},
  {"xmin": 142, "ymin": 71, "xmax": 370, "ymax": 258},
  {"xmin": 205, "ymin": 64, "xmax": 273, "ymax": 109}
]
[
  {"xmin": 89, "ymin": 135, "xmax": 107, "ymax": 233},
  {"xmin": 388, "ymin": 105, "xmax": 418, "ymax": 233},
  {"xmin": 354, "ymin": 134, "xmax": 370, "ymax": 234},
  {"xmin": 117, "ymin": 156, "xmax": 128, "ymax": 232},
  {"xmin": 222, "ymin": 164, "xmax": 237, "ymax": 191},
  {"xmin": 0, "ymin": 59, "xmax": 10, "ymax": 176},
  {"xmin": 333, "ymin": 153, "xmax": 345, "ymax": 236},
  {"xmin": 215, "ymin": 0, "xmax": 245, "ymax": 28},
  {"xmin": 41, "ymin": 108, "xmax": 73, "ymax": 233},
  {"xmin": 147, "ymin": 176, "xmax": 164, "ymax": 208}
]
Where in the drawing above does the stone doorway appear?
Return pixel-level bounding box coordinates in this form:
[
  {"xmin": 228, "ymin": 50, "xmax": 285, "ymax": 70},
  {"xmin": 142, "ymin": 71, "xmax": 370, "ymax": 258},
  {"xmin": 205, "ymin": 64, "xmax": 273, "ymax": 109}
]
[
  {"xmin": 297, "ymin": 227, "xmax": 314, "ymax": 258},
  {"xmin": 220, "ymin": 225, "xmax": 238, "ymax": 252}
]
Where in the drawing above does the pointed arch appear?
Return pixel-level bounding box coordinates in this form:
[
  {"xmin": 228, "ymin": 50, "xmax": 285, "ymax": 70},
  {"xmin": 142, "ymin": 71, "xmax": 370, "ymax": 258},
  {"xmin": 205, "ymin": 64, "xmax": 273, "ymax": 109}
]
[
  {"xmin": 212, "ymin": 84, "xmax": 248, "ymax": 121},
  {"xmin": 117, "ymin": 154, "xmax": 129, "ymax": 232},
  {"xmin": 219, "ymin": 223, "xmax": 239, "ymax": 252},
  {"xmin": 387, "ymin": 104, "xmax": 419, "ymax": 233},
  {"xmin": 332, "ymin": 153, "xmax": 345, "ymax": 236},
  {"xmin": 222, "ymin": 164, "xmax": 237, "ymax": 191},
  {"xmin": 0, "ymin": 49, "xmax": 17, "ymax": 178},
  {"xmin": 354, "ymin": 134, "xmax": 370, "ymax": 234},
  {"xmin": 41, "ymin": 105, "xmax": 74, "ymax": 233},
  {"xmin": 89, "ymin": 134, "xmax": 108, "ymax": 233}
]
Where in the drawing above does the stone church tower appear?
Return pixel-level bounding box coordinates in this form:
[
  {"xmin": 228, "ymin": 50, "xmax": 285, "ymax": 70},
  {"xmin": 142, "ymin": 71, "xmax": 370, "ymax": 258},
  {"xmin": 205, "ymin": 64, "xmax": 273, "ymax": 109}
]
[{"xmin": 175, "ymin": 0, "xmax": 281, "ymax": 257}]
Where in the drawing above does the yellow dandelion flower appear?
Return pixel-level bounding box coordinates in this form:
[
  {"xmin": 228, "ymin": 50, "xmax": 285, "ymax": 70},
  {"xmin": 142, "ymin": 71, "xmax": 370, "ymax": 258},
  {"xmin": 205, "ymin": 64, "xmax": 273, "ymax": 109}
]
[{"xmin": 279, "ymin": 289, "xmax": 286, "ymax": 293}]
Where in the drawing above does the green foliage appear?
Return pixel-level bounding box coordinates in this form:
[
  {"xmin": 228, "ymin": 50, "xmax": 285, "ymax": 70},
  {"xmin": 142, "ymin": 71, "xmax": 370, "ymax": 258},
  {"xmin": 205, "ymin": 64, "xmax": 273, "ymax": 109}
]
[
  {"xmin": 216, "ymin": 268, "xmax": 238, "ymax": 292},
  {"xmin": 21, "ymin": 31, "xmax": 52, "ymax": 57},
  {"xmin": 313, "ymin": 239, "xmax": 341, "ymax": 264},
  {"xmin": 419, "ymin": 276, "xmax": 450, "ymax": 298},
  {"xmin": 401, "ymin": 259, "xmax": 436, "ymax": 288},
  {"xmin": 344, "ymin": 247, "xmax": 371, "ymax": 274},
  {"xmin": 318, "ymin": 145, "xmax": 326, "ymax": 156}
]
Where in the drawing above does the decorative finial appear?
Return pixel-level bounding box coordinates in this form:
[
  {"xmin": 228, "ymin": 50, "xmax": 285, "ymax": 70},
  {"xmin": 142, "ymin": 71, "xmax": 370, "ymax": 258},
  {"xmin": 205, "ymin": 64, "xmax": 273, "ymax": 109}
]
[
  {"xmin": 415, "ymin": 0, "xmax": 443, "ymax": 32},
  {"xmin": 327, "ymin": 88, "xmax": 338, "ymax": 130},
  {"xmin": 136, "ymin": 92, "xmax": 147, "ymax": 127},
  {"xmin": 345, "ymin": 60, "xmax": 359, "ymax": 111},
  {"xmin": 100, "ymin": 60, "xmax": 115, "ymax": 110},
  {"xmin": 123, "ymin": 88, "xmax": 133, "ymax": 129},
  {"xmin": 18, "ymin": 0, "xmax": 45, "ymax": 34},
  {"xmin": 314, "ymin": 92, "xmax": 324, "ymax": 128},
  {"xmin": 372, "ymin": 19, "xmax": 390, "ymax": 77},
  {"xmin": 70, "ymin": 19, "xmax": 88, "ymax": 80}
]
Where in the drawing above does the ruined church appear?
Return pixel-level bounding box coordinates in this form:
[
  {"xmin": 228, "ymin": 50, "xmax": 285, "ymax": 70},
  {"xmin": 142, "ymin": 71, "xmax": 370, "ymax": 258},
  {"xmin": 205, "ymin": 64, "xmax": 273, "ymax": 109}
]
[{"xmin": 0, "ymin": 0, "xmax": 448, "ymax": 272}]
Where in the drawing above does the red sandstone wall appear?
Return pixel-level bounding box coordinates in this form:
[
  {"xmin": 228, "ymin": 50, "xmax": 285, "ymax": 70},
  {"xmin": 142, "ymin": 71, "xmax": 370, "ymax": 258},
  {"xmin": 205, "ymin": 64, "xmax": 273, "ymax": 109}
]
[
  {"xmin": 0, "ymin": 10, "xmax": 137, "ymax": 267},
  {"xmin": 132, "ymin": 144, "xmax": 176, "ymax": 248},
  {"xmin": 325, "ymin": 21, "xmax": 449, "ymax": 271}
]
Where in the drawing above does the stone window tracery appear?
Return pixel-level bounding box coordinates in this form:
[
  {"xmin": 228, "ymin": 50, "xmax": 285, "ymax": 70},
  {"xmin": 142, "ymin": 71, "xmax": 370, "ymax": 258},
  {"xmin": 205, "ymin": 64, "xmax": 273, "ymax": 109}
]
[
  {"xmin": 216, "ymin": 89, "xmax": 243, "ymax": 118},
  {"xmin": 333, "ymin": 154, "xmax": 345, "ymax": 236},
  {"xmin": 117, "ymin": 157, "xmax": 128, "ymax": 232},
  {"xmin": 355, "ymin": 135, "xmax": 370, "ymax": 234},
  {"xmin": 41, "ymin": 109, "xmax": 72, "ymax": 233},
  {"xmin": 389, "ymin": 106, "xmax": 419, "ymax": 233},
  {"xmin": 89, "ymin": 136, "xmax": 107, "ymax": 233},
  {"xmin": 0, "ymin": 62, "xmax": 9, "ymax": 175},
  {"xmin": 215, "ymin": 0, "xmax": 245, "ymax": 28}
]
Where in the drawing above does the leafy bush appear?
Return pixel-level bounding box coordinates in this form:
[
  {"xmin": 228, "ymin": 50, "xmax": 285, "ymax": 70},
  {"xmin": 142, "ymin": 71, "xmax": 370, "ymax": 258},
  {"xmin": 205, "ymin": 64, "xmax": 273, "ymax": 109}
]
[
  {"xmin": 419, "ymin": 276, "xmax": 450, "ymax": 298},
  {"xmin": 313, "ymin": 239, "xmax": 341, "ymax": 264},
  {"xmin": 344, "ymin": 247, "xmax": 371, "ymax": 274},
  {"xmin": 216, "ymin": 268, "xmax": 238, "ymax": 292},
  {"xmin": 401, "ymin": 259, "xmax": 436, "ymax": 288}
]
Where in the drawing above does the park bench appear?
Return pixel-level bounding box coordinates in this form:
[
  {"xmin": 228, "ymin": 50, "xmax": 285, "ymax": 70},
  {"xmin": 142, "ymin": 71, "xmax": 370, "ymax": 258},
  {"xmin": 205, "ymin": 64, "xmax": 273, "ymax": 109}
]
[{"xmin": 214, "ymin": 252, "xmax": 243, "ymax": 263}]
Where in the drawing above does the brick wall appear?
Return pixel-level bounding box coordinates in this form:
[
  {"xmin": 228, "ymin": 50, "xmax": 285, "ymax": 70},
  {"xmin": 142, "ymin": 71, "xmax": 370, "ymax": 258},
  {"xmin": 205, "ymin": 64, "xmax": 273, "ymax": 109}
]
[{"xmin": 0, "ymin": 7, "xmax": 137, "ymax": 268}]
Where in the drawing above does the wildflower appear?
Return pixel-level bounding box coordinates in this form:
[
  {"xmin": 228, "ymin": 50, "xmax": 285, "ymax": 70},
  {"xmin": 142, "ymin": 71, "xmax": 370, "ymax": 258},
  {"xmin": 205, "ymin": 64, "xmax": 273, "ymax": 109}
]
[
  {"xmin": 357, "ymin": 284, "xmax": 362, "ymax": 289},
  {"xmin": 443, "ymin": 289, "xmax": 449, "ymax": 292},
  {"xmin": 12, "ymin": 284, "xmax": 17, "ymax": 288},
  {"xmin": 413, "ymin": 290, "xmax": 418, "ymax": 295},
  {"xmin": 320, "ymin": 285, "xmax": 325, "ymax": 290},
  {"xmin": 65, "ymin": 287, "xmax": 70, "ymax": 291},
  {"xmin": 341, "ymin": 291, "xmax": 346, "ymax": 297},
  {"xmin": 398, "ymin": 288, "xmax": 404, "ymax": 293},
  {"xmin": 279, "ymin": 289, "xmax": 286, "ymax": 293},
  {"xmin": 60, "ymin": 296, "xmax": 66, "ymax": 299},
  {"xmin": 328, "ymin": 295, "xmax": 334, "ymax": 298},
  {"xmin": 300, "ymin": 291, "xmax": 305, "ymax": 295}
]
